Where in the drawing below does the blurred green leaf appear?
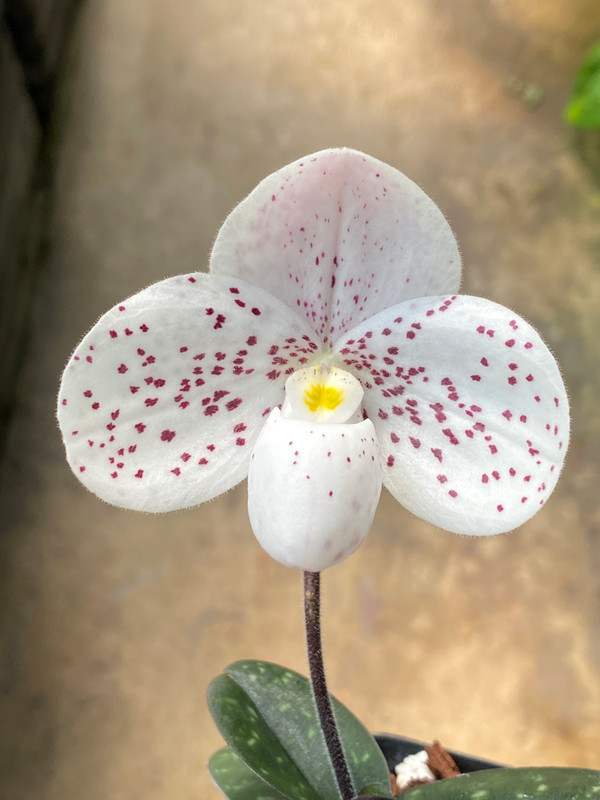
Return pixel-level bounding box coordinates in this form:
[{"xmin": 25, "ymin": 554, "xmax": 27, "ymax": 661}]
[
  {"xmin": 401, "ymin": 766, "xmax": 600, "ymax": 799},
  {"xmin": 209, "ymin": 747, "xmax": 294, "ymax": 800},
  {"xmin": 208, "ymin": 660, "xmax": 392, "ymax": 800},
  {"xmin": 564, "ymin": 40, "xmax": 600, "ymax": 128}
]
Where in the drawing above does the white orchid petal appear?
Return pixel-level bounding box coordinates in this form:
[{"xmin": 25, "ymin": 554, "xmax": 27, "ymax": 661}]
[
  {"xmin": 57, "ymin": 274, "xmax": 319, "ymax": 511},
  {"xmin": 210, "ymin": 148, "xmax": 461, "ymax": 344},
  {"xmin": 248, "ymin": 409, "xmax": 382, "ymax": 571},
  {"xmin": 335, "ymin": 295, "xmax": 569, "ymax": 535}
]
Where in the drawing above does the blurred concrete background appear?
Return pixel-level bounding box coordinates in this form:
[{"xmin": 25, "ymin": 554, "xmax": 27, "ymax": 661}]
[{"xmin": 1, "ymin": 0, "xmax": 600, "ymax": 798}]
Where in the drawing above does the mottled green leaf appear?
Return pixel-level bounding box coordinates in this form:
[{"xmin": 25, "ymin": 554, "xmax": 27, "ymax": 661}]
[
  {"xmin": 225, "ymin": 660, "xmax": 392, "ymax": 800},
  {"xmin": 209, "ymin": 747, "xmax": 294, "ymax": 800},
  {"xmin": 208, "ymin": 673, "xmax": 322, "ymax": 800},
  {"xmin": 401, "ymin": 766, "xmax": 600, "ymax": 799},
  {"xmin": 564, "ymin": 40, "xmax": 600, "ymax": 128},
  {"xmin": 208, "ymin": 660, "xmax": 392, "ymax": 800}
]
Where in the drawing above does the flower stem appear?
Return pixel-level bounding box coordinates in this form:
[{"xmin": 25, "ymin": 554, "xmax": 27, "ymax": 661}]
[{"xmin": 303, "ymin": 570, "xmax": 355, "ymax": 800}]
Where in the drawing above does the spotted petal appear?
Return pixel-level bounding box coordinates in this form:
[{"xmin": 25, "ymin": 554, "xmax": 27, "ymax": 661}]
[
  {"xmin": 57, "ymin": 274, "xmax": 319, "ymax": 511},
  {"xmin": 335, "ymin": 295, "xmax": 569, "ymax": 535},
  {"xmin": 210, "ymin": 148, "xmax": 461, "ymax": 345}
]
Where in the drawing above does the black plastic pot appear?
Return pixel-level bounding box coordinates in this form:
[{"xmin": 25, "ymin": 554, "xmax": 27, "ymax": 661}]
[{"xmin": 374, "ymin": 733, "xmax": 504, "ymax": 775}]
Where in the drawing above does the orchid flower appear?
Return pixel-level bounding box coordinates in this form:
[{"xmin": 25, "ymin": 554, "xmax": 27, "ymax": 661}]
[{"xmin": 57, "ymin": 149, "xmax": 569, "ymax": 572}]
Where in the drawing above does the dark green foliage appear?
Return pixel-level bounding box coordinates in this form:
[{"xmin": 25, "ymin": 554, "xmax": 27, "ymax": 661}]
[
  {"xmin": 402, "ymin": 766, "xmax": 600, "ymax": 799},
  {"xmin": 207, "ymin": 660, "xmax": 600, "ymax": 800},
  {"xmin": 207, "ymin": 660, "xmax": 392, "ymax": 800}
]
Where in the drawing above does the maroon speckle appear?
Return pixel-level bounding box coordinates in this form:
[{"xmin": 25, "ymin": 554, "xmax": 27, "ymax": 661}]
[
  {"xmin": 111, "ymin": 472, "xmax": 118, "ymax": 479},
  {"xmin": 471, "ymin": 375, "xmax": 481, "ymax": 382},
  {"xmin": 481, "ymin": 357, "xmax": 489, "ymax": 367},
  {"xmin": 161, "ymin": 429, "xmax": 176, "ymax": 442},
  {"xmin": 406, "ymin": 331, "xmax": 415, "ymax": 340},
  {"xmin": 437, "ymin": 474, "xmax": 448, "ymax": 484},
  {"xmin": 188, "ymin": 276, "xmax": 196, "ymax": 283},
  {"xmin": 387, "ymin": 455, "xmax": 395, "ymax": 467},
  {"xmin": 117, "ymin": 363, "xmax": 128, "ymax": 374},
  {"xmin": 448, "ymin": 490, "xmax": 457, "ymax": 498},
  {"xmin": 236, "ymin": 438, "xmax": 246, "ymax": 446},
  {"xmin": 91, "ymin": 402, "xmax": 100, "ymax": 410},
  {"xmin": 111, "ymin": 410, "xmax": 120, "ymax": 420},
  {"xmin": 390, "ymin": 432, "xmax": 400, "ymax": 443},
  {"xmin": 171, "ymin": 468, "xmax": 181, "ymax": 476},
  {"xmin": 79, "ymin": 466, "xmax": 86, "ymax": 472},
  {"xmin": 109, "ymin": 330, "xmax": 117, "ymax": 339},
  {"xmin": 134, "ymin": 469, "xmax": 144, "ymax": 478},
  {"xmin": 505, "ymin": 339, "xmax": 515, "ymax": 348},
  {"xmin": 502, "ymin": 410, "xmax": 513, "ymax": 420},
  {"xmin": 409, "ymin": 437, "xmax": 421, "ymax": 449},
  {"xmin": 198, "ymin": 458, "xmax": 208, "ymax": 465},
  {"xmin": 251, "ymin": 307, "xmax": 261, "ymax": 316},
  {"xmin": 135, "ymin": 422, "xmax": 146, "ymax": 433},
  {"xmin": 442, "ymin": 428, "xmax": 459, "ymax": 445},
  {"xmin": 140, "ymin": 324, "xmax": 149, "ymax": 332},
  {"xmin": 497, "ymin": 505, "xmax": 504, "ymax": 512}
]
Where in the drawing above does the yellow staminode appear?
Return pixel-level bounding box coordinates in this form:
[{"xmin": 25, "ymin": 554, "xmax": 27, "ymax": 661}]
[
  {"xmin": 282, "ymin": 364, "xmax": 363, "ymax": 424},
  {"xmin": 304, "ymin": 383, "xmax": 344, "ymax": 414}
]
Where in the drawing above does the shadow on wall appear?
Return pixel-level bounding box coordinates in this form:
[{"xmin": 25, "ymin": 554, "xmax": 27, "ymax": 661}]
[{"xmin": 0, "ymin": 0, "xmax": 82, "ymax": 454}]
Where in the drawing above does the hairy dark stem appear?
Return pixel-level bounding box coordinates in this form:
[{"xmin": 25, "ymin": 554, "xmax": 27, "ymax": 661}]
[{"xmin": 304, "ymin": 571, "xmax": 355, "ymax": 800}]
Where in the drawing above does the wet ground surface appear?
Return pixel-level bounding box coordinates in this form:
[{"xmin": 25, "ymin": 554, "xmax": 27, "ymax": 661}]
[{"xmin": 1, "ymin": 1, "xmax": 600, "ymax": 798}]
